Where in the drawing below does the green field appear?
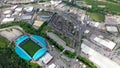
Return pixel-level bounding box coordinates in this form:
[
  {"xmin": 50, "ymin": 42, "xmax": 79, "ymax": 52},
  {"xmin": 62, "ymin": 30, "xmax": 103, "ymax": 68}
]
[
  {"xmin": 0, "ymin": 36, "xmax": 9, "ymax": 48},
  {"xmin": 82, "ymin": 0, "xmax": 120, "ymax": 14},
  {"xmin": 65, "ymin": 0, "xmax": 120, "ymax": 15},
  {"xmin": 107, "ymin": 0, "xmax": 120, "ymax": 3},
  {"xmin": 21, "ymin": 40, "xmax": 41, "ymax": 56},
  {"xmin": 87, "ymin": 12, "xmax": 105, "ymax": 22}
]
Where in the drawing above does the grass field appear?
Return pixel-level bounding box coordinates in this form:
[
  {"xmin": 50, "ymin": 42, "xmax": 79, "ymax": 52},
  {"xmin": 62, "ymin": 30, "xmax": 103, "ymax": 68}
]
[
  {"xmin": 107, "ymin": 0, "xmax": 120, "ymax": 3},
  {"xmin": 82, "ymin": 0, "xmax": 120, "ymax": 14},
  {"xmin": 21, "ymin": 40, "xmax": 41, "ymax": 56},
  {"xmin": 87, "ymin": 12, "xmax": 105, "ymax": 22}
]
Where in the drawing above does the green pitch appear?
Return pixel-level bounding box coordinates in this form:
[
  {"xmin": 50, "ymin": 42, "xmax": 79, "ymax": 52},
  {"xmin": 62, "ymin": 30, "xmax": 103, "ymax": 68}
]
[{"xmin": 21, "ymin": 40, "xmax": 41, "ymax": 56}]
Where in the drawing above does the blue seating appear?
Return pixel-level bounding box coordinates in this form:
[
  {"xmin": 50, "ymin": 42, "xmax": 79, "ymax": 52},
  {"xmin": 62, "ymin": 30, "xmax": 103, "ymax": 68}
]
[{"xmin": 15, "ymin": 46, "xmax": 32, "ymax": 61}]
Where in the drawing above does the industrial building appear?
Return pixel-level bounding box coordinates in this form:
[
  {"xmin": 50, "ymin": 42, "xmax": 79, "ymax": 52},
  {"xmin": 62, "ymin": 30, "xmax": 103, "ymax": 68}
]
[
  {"xmin": 24, "ymin": 6, "xmax": 34, "ymax": 13},
  {"xmin": 93, "ymin": 37, "xmax": 116, "ymax": 50},
  {"xmin": 1, "ymin": 18, "xmax": 15, "ymax": 24},
  {"xmin": 6, "ymin": 0, "xmax": 37, "ymax": 4},
  {"xmin": 3, "ymin": 10, "xmax": 12, "ymax": 15},
  {"xmin": 33, "ymin": 20, "xmax": 44, "ymax": 29},
  {"xmin": 81, "ymin": 43, "xmax": 120, "ymax": 68},
  {"xmin": 106, "ymin": 26, "xmax": 118, "ymax": 32}
]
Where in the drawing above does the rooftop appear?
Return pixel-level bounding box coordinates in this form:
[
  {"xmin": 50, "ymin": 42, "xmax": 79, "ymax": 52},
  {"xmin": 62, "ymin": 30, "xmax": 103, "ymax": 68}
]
[
  {"xmin": 81, "ymin": 43, "xmax": 120, "ymax": 68},
  {"xmin": 93, "ymin": 37, "xmax": 116, "ymax": 50},
  {"xmin": 7, "ymin": 0, "xmax": 35, "ymax": 4},
  {"xmin": 1, "ymin": 18, "xmax": 15, "ymax": 24},
  {"xmin": 39, "ymin": 52, "xmax": 53, "ymax": 64},
  {"xmin": 33, "ymin": 20, "xmax": 44, "ymax": 27},
  {"xmin": 24, "ymin": 6, "xmax": 34, "ymax": 13},
  {"xmin": 3, "ymin": 10, "xmax": 12, "ymax": 14},
  {"xmin": 106, "ymin": 26, "xmax": 118, "ymax": 32}
]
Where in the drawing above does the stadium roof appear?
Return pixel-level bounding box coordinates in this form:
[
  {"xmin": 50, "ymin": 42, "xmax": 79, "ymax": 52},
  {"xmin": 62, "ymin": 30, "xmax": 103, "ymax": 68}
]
[
  {"xmin": 15, "ymin": 35, "xmax": 47, "ymax": 61},
  {"xmin": 33, "ymin": 48, "xmax": 47, "ymax": 60},
  {"xmin": 30, "ymin": 35, "xmax": 47, "ymax": 47},
  {"xmin": 16, "ymin": 35, "xmax": 29, "ymax": 46},
  {"xmin": 15, "ymin": 46, "xmax": 32, "ymax": 61}
]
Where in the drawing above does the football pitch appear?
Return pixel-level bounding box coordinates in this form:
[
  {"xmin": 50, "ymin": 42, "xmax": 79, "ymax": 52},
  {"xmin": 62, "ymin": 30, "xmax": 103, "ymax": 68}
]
[{"xmin": 21, "ymin": 40, "xmax": 41, "ymax": 56}]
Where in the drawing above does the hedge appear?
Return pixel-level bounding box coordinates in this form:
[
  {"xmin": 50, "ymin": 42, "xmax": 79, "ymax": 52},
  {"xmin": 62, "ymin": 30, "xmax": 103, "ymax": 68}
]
[
  {"xmin": 63, "ymin": 50, "xmax": 76, "ymax": 58},
  {"xmin": 77, "ymin": 55, "xmax": 97, "ymax": 68}
]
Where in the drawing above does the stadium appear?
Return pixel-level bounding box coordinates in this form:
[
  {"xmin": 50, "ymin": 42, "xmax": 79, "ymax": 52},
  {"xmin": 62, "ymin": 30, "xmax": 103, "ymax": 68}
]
[{"xmin": 15, "ymin": 35, "xmax": 48, "ymax": 61}]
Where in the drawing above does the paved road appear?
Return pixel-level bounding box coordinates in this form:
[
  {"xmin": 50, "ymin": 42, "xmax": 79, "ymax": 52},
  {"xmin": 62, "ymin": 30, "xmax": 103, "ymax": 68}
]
[
  {"xmin": 49, "ymin": 46, "xmax": 68, "ymax": 68},
  {"xmin": 75, "ymin": 23, "xmax": 87, "ymax": 56}
]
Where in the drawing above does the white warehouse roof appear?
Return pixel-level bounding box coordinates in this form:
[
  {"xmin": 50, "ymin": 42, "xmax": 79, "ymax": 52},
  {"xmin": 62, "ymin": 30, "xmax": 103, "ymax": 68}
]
[
  {"xmin": 50, "ymin": 1, "xmax": 62, "ymax": 6},
  {"xmin": 24, "ymin": 6, "xmax": 34, "ymax": 12},
  {"xmin": 47, "ymin": 63, "xmax": 56, "ymax": 68},
  {"xmin": 6, "ymin": 14, "xmax": 11, "ymax": 17},
  {"xmin": 81, "ymin": 43, "xmax": 120, "ymax": 68},
  {"xmin": 11, "ymin": 5, "xmax": 18, "ymax": 10},
  {"xmin": 94, "ymin": 37, "xmax": 116, "ymax": 50},
  {"xmin": 21, "ymin": 15, "xmax": 32, "ymax": 20},
  {"xmin": 7, "ymin": 0, "xmax": 35, "ymax": 4},
  {"xmin": 106, "ymin": 26, "xmax": 118, "ymax": 32},
  {"xmin": 30, "ymin": 0, "xmax": 35, "ymax": 2},
  {"xmin": 39, "ymin": 52, "xmax": 53, "ymax": 64},
  {"xmin": 3, "ymin": 10, "xmax": 12, "ymax": 14},
  {"xmin": 15, "ymin": 7, "xmax": 23, "ymax": 12},
  {"xmin": 2, "ymin": 18, "xmax": 15, "ymax": 24}
]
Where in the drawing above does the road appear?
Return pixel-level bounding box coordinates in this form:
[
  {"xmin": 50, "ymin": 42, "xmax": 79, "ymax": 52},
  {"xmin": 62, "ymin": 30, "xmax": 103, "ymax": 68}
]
[{"xmin": 75, "ymin": 22, "xmax": 87, "ymax": 56}]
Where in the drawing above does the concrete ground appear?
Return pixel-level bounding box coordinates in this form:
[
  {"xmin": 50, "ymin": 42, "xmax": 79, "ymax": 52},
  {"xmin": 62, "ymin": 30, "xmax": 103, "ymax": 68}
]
[{"xmin": 0, "ymin": 26, "xmax": 23, "ymax": 41}]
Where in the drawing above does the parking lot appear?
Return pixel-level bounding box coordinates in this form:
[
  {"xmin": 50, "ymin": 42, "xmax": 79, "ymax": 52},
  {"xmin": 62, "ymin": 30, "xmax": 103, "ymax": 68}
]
[{"xmin": 0, "ymin": 26, "xmax": 23, "ymax": 41}]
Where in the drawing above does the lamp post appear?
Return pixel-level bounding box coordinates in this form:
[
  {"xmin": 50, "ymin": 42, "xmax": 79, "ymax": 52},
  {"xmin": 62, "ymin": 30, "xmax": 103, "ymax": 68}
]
[{"xmin": 42, "ymin": 61, "xmax": 45, "ymax": 68}]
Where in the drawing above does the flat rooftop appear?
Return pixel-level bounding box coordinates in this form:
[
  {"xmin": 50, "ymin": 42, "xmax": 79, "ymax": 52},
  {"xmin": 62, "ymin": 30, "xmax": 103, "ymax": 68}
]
[
  {"xmin": 81, "ymin": 43, "xmax": 120, "ymax": 68},
  {"xmin": 106, "ymin": 26, "xmax": 118, "ymax": 32},
  {"xmin": 93, "ymin": 37, "xmax": 116, "ymax": 50},
  {"xmin": 7, "ymin": 0, "xmax": 35, "ymax": 4}
]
